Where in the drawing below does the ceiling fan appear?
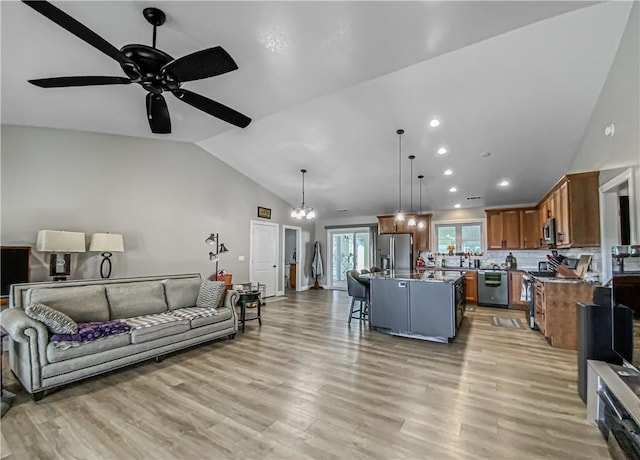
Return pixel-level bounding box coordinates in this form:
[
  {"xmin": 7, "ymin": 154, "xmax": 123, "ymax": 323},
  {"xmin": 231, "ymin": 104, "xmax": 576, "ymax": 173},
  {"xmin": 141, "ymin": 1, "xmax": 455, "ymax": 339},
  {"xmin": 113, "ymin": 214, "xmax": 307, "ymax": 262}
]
[{"xmin": 23, "ymin": 1, "xmax": 251, "ymax": 134}]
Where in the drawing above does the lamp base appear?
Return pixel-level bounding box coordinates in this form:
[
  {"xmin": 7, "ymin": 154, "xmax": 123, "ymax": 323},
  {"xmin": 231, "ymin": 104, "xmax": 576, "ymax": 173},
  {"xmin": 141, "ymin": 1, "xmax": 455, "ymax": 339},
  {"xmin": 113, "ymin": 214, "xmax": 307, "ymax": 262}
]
[
  {"xmin": 49, "ymin": 253, "xmax": 71, "ymax": 277},
  {"xmin": 99, "ymin": 252, "xmax": 113, "ymax": 279}
]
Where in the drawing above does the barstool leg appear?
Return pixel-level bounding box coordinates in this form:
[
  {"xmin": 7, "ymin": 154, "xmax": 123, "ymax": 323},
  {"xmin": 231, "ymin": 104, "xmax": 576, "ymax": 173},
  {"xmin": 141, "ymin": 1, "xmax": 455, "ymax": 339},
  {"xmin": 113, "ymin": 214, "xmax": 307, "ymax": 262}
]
[{"xmin": 348, "ymin": 297, "xmax": 356, "ymax": 325}]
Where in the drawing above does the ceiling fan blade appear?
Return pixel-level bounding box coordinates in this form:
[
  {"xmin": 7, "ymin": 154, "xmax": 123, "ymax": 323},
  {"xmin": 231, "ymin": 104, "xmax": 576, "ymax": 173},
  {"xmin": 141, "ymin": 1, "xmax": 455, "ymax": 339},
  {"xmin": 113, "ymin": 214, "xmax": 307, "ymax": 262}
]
[
  {"xmin": 173, "ymin": 89, "xmax": 251, "ymax": 129},
  {"xmin": 162, "ymin": 46, "xmax": 238, "ymax": 83},
  {"xmin": 146, "ymin": 93, "xmax": 171, "ymax": 134},
  {"xmin": 29, "ymin": 76, "xmax": 132, "ymax": 88},
  {"xmin": 22, "ymin": 1, "xmax": 140, "ymax": 77}
]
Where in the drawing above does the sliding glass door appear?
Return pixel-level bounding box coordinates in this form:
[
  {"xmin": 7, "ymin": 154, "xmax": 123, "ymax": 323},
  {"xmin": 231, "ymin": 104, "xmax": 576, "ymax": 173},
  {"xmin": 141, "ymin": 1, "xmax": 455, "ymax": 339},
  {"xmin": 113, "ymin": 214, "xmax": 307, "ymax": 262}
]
[{"xmin": 329, "ymin": 228, "xmax": 371, "ymax": 290}]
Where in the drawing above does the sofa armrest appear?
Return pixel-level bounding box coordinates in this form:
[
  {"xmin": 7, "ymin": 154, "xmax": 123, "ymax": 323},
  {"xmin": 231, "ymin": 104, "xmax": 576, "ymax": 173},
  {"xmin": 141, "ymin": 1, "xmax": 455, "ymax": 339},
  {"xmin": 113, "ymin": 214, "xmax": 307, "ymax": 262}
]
[
  {"xmin": 1, "ymin": 308, "xmax": 50, "ymax": 392},
  {"xmin": 223, "ymin": 290, "xmax": 239, "ymax": 309},
  {"xmin": 1, "ymin": 308, "xmax": 45, "ymax": 343}
]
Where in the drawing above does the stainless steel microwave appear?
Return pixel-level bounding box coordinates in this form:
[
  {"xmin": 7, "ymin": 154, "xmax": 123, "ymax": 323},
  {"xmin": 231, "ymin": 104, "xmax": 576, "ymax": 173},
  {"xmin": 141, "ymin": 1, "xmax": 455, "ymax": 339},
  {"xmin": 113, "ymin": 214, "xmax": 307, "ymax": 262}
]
[{"xmin": 542, "ymin": 218, "xmax": 556, "ymax": 245}]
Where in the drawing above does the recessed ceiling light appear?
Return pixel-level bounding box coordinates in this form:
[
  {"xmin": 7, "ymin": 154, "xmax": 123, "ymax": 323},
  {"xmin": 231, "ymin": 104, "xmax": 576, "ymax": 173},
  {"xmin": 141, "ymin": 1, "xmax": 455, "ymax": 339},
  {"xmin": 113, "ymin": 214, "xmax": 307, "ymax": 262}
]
[
  {"xmin": 454, "ymin": 204, "xmax": 461, "ymax": 209},
  {"xmin": 449, "ymin": 187, "xmax": 457, "ymax": 192},
  {"xmin": 429, "ymin": 118, "xmax": 440, "ymax": 128},
  {"xmin": 437, "ymin": 147, "xmax": 447, "ymax": 155},
  {"xmin": 498, "ymin": 180, "xmax": 510, "ymax": 187},
  {"xmin": 443, "ymin": 169, "xmax": 453, "ymax": 176}
]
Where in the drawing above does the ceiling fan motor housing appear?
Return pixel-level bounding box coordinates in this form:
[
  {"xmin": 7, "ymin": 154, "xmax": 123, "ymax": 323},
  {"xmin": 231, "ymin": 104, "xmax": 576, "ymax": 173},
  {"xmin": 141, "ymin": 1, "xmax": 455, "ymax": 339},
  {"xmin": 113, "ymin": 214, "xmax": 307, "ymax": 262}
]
[{"xmin": 120, "ymin": 44, "xmax": 180, "ymax": 94}]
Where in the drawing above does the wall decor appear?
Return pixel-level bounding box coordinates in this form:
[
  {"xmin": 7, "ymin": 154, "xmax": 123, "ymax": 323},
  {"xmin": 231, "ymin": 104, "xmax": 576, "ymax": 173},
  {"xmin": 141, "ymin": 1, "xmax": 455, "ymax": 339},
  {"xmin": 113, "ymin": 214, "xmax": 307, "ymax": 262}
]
[{"xmin": 258, "ymin": 206, "xmax": 272, "ymax": 219}]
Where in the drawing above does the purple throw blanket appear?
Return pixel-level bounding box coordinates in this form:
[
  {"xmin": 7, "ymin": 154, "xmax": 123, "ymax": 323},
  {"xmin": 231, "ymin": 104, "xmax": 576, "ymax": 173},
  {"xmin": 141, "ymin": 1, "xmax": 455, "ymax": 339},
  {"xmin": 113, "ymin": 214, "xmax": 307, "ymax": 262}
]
[{"xmin": 50, "ymin": 320, "xmax": 131, "ymax": 343}]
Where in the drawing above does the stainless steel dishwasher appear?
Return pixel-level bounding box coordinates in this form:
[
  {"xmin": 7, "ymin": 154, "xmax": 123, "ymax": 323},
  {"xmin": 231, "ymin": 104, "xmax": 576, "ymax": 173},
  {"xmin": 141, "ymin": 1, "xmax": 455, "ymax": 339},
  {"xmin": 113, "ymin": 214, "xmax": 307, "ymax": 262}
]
[{"xmin": 477, "ymin": 270, "xmax": 509, "ymax": 308}]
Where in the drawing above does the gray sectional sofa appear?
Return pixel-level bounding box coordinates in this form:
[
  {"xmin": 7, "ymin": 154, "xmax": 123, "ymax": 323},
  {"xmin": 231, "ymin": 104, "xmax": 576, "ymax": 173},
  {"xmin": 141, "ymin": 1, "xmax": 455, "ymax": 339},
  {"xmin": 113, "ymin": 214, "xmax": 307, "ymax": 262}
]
[{"xmin": 0, "ymin": 273, "xmax": 238, "ymax": 400}]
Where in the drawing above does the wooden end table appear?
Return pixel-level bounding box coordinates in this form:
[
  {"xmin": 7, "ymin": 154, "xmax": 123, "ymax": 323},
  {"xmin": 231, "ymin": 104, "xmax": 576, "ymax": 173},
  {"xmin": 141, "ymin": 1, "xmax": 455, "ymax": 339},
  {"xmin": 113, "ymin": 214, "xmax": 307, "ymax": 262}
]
[{"xmin": 236, "ymin": 291, "xmax": 262, "ymax": 332}]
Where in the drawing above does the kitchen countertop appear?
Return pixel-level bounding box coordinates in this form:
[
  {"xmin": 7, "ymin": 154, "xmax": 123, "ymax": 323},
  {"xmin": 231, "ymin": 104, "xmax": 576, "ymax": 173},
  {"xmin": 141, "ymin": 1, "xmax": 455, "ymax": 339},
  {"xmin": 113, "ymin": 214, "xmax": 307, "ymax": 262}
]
[{"xmin": 367, "ymin": 270, "xmax": 465, "ymax": 283}]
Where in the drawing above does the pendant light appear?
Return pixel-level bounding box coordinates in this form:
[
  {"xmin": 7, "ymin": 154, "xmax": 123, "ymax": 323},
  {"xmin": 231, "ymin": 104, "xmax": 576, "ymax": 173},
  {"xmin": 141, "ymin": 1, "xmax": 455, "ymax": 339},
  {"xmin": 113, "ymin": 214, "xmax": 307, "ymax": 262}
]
[
  {"xmin": 407, "ymin": 155, "xmax": 416, "ymax": 226},
  {"xmin": 395, "ymin": 129, "xmax": 405, "ymax": 222},
  {"xmin": 417, "ymin": 175, "xmax": 426, "ymax": 229},
  {"xmin": 291, "ymin": 169, "xmax": 316, "ymax": 220}
]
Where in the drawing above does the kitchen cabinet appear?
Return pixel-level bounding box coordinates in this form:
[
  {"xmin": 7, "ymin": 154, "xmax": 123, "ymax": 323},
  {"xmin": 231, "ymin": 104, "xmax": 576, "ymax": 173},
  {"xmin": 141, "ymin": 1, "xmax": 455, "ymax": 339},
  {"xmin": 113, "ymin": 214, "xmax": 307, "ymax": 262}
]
[
  {"xmin": 534, "ymin": 279, "xmax": 596, "ymax": 350},
  {"xmin": 464, "ymin": 271, "xmax": 478, "ymax": 304},
  {"xmin": 509, "ymin": 271, "xmax": 528, "ymax": 310},
  {"xmin": 370, "ymin": 273, "xmax": 464, "ymax": 342},
  {"xmin": 537, "ymin": 171, "xmax": 600, "ymax": 248},
  {"xmin": 519, "ymin": 208, "xmax": 540, "ymax": 249},
  {"xmin": 485, "ymin": 208, "xmax": 537, "ymax": 249},
  {"xmin": 485, "ymin": 209, "xmax": 521, "ymax": 249},
  {"xmin": 377, "ymin": 214, "xmax": 432, "ymax": 252},
  {"xmin": 378, "ymin": 216, "xmax": 397, "ymax": 234}
]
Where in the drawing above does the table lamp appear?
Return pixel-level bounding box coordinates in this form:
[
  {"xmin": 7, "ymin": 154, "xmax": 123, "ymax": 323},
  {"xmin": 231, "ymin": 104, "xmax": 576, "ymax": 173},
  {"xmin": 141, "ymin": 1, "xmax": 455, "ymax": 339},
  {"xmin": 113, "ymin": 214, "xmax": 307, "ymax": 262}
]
[
  {"xmin": 89, "ymin": 233, "xmax": 125, "ymax": 279},
  {"xmin": 36, "ymin": 230, "xmax": 86, "ymax": 280}
]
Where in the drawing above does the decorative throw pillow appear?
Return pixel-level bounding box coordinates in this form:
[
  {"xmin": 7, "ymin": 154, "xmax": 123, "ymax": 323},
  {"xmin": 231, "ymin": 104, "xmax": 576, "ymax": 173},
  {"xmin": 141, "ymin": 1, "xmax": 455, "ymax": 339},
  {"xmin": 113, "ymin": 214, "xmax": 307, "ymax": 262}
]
[
  {"xmin": 25, "ymin": 302, "xmax": 79, "ymax": 334},
  {"xmin": 196, "ymin": 280, "xmax": 227, "ymax": 309}
]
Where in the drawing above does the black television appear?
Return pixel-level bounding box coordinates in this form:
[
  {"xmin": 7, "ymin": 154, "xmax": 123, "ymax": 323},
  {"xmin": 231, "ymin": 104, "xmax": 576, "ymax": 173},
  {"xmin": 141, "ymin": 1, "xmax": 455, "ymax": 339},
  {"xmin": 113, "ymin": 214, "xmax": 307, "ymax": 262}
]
[
  {"xmin": 612, "ymin": 251, "xmax": 640, "ymax": 368},
  {"xmin": 1, "ymin": 246, "xmax": 31, "ymax": 300}
]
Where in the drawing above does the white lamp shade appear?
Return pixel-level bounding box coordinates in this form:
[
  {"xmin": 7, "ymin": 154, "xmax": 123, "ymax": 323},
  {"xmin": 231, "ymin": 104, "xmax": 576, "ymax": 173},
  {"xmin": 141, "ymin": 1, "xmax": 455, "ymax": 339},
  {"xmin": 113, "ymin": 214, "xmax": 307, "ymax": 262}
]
[
  {"xmin": 36, "ymin": 230, "xmax": 86, "ymax": 253},
  {"xmin": 89, "ymin": 233, "xmax": 125, "ymax": 252}
]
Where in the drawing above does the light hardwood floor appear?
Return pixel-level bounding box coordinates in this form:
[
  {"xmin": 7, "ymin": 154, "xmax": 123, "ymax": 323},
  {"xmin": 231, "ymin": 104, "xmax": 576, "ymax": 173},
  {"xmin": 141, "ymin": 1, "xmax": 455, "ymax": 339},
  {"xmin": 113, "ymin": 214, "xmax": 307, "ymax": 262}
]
[{"xmin": 1, "ymin": 290, "xmax": 610, "ymax": 459}]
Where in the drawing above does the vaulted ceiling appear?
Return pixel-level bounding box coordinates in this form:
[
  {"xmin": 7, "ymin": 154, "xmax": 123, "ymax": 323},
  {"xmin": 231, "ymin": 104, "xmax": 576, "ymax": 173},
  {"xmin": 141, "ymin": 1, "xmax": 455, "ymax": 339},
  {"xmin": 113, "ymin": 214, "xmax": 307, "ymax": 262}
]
[{"xmin": 1, "ymin": 1, "xmax": 634, "ymax": 218}]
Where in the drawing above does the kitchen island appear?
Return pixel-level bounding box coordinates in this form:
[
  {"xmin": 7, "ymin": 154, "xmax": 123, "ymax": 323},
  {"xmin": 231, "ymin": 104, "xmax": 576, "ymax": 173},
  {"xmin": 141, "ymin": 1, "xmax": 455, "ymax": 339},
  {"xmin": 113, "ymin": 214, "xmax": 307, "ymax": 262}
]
[{"xmin": 368, "ymin": 270, "xmax": 465, "ymax": 343}]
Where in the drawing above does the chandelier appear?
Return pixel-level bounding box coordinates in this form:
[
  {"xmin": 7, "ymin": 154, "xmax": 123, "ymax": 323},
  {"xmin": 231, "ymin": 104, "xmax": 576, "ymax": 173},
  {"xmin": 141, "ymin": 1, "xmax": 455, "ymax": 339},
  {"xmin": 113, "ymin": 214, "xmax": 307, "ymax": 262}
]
[{"xmin": 291, "ymin": 169, "xmax": 316, "ymax": 220}]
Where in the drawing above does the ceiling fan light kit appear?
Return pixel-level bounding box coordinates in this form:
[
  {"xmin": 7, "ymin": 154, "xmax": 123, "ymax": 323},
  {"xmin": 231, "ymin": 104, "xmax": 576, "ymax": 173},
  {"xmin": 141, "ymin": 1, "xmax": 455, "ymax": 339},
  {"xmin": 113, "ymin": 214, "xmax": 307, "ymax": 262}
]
[{"xmin": 23, "ymin": 1, "xmax": 251, "ymax": 134}]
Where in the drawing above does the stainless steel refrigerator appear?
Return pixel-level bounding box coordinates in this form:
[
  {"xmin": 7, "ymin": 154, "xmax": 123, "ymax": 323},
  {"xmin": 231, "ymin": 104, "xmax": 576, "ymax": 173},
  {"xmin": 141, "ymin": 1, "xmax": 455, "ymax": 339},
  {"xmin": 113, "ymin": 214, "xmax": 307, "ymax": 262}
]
[{"xmin": 377, "ymin": 233, "xmax": 413, "ymax": 271}]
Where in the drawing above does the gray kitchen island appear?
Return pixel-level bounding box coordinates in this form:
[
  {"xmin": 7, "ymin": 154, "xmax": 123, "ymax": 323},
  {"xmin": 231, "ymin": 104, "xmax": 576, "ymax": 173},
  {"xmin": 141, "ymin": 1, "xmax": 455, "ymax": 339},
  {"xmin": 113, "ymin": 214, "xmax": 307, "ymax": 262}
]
[{"xmin": 368, "ymin": 270, "xmax": 466, "ymax": 343}]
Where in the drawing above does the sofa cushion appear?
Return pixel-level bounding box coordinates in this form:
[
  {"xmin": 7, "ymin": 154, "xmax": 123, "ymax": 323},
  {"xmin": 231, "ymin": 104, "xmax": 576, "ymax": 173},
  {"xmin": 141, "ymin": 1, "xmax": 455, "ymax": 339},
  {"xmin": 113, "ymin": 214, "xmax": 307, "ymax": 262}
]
[
  {"xmin": 123, "ymin": 313, "xmax": 190, "ymax": 344},
  {"xmin": 106, "ymin": 282, "xmax": 167, "ymax": 320},
  {"xmin": 191, "ymin": 307, "xmax": 233, "ymax": 328},
  {"xmin": 196, "ymin": 280, "xmax": 227, "ymax": 309},
  {"xmin": 27, "ymin": 285, "xmax": 110, "ymax": 323},
  {"xmin": 163, "ymin": 278, "xmax": 201, "ymax": 310},
  {"xmin": 25, "ymin": 302, "xmax": 78, "ymax": 334},
  {"xmin": 47, "ymin": 333, "xmax": 131, "ymax": 363}
]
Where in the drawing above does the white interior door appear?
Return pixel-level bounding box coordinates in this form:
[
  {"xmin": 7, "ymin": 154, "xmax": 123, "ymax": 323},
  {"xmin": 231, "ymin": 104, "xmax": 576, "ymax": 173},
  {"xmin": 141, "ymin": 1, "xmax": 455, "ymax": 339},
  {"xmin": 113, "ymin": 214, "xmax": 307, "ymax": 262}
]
[{"xmin": 250, "ymin": 221, "xmax": 278, "ymax": 297}]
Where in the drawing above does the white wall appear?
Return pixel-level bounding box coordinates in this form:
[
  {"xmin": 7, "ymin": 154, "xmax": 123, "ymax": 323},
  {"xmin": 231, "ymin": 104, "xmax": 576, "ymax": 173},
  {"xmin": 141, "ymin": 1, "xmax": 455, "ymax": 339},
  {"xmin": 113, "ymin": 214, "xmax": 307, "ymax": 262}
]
[
  {"xmin": 570, "ymin": 3, "xmax": 640, "ymax": 238},
  {"xmin": 1, "ymin": 125, "xmax": 315, "ymax": 288}
]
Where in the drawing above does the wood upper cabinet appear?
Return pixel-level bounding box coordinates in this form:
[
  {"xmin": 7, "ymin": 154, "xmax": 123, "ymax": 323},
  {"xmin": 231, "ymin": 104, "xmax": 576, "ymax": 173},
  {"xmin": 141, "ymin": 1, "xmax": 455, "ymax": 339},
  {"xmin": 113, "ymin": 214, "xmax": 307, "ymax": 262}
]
[
  {"xmin": 556, "ymin": 180, "xmax": 571, "ymax": 246},
  {"xmin": 378, "ymin": 216, "xmax": 397, "ymax": 234},
  {"xmin": 487, "ymin": 207, "xmax": 539, "ymax": 250},
  {"xmin": 377, "ymin": 214, "xmax": 432, "ymax": 252},
  {"xmin": 486, "ymin": 209, "xmax": 521, "ymax": 249},
  {"xmin": 519, "ymin": 208, "xmax": 540, "ymax": 249},
  {"xmin": 537, "ymin": 171, "xmax": 600, "ymax": 248},
  {"xmin": 486, "ymin": 211, "xmax": 505, "ymax": 249}
]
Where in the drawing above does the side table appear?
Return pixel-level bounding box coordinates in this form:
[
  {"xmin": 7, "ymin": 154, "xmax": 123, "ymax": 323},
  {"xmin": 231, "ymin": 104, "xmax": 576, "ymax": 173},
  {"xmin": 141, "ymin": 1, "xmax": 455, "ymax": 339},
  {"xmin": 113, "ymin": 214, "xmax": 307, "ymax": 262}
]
[{"xmin": 236, "ymin": 291, "xmax": 262, "ymax": 332}]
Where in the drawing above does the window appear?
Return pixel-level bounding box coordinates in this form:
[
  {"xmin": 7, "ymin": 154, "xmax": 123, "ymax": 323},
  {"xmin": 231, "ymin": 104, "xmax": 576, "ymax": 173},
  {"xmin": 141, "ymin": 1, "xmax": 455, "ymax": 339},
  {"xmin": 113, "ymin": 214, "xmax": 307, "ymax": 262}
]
[{"xmin": 435, "ymin": 223, "xmax": 483, "ymax": 254}]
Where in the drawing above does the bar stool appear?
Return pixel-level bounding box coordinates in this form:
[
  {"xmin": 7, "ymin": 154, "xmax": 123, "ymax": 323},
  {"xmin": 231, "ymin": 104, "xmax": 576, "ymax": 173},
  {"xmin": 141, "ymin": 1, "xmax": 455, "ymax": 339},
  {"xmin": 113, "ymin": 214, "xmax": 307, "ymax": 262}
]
[{"xmin": 346, "ymin": 270, "xmax": 369, "ymax": 324}]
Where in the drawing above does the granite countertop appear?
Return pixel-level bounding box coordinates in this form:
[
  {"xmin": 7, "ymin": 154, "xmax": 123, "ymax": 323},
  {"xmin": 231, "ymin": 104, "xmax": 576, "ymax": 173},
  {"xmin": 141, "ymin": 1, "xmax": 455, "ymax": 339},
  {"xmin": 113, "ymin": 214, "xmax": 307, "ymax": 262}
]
[{"xmin": 368, "ymin": 270, "xmax": 465, "ymax": 283}]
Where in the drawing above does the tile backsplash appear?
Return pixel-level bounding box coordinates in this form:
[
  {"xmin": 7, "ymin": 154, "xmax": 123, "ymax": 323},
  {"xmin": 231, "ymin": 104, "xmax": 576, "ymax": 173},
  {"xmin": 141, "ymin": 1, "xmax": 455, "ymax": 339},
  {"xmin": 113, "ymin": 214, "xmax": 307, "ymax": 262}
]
[{"xmin": 484, "ymin": 247, "xmax": 601, "ymax": 271}]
